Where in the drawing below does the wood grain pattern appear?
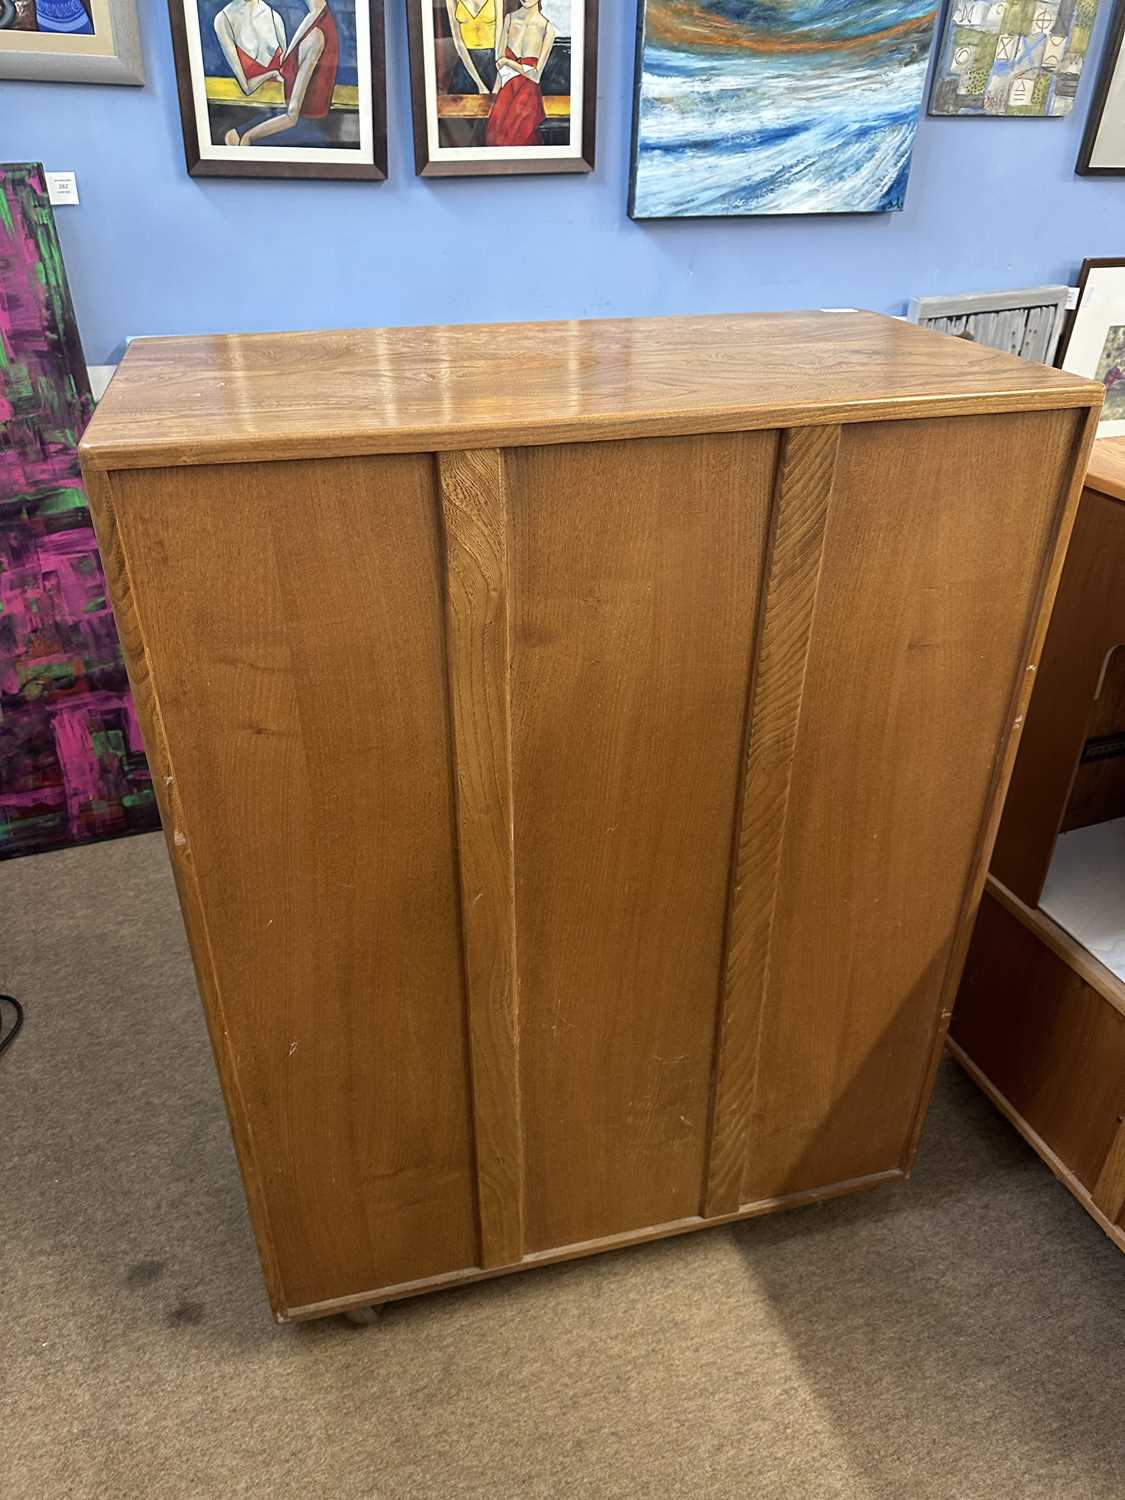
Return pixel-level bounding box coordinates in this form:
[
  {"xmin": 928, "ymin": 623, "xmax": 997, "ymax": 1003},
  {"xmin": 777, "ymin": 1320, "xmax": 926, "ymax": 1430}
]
[
  {"xmin": 992, "ymin": 471, "xmax": 1125, "ymax": 904},
  {"xmin": 79, "ymin": 313, "xmax": 1101, "ymax": 474},
  {"xmin": 948, "ymin": 1039, "xmax": 1125, "ymax": 1256},
  {"xmin": 1060, "ymin": 645, "xmax": 1125, "ymax": 832},
  {"xmin": 438, "ymin": 449, "xmax": 524, "ymax": 1269},
  {"xmin": 900, "ymin": 401, "xmax": 1102, "ymax": 1173},
  {"xmin": 105, "ymin": 455, "xmax": 479, "ymax": 1314},
  {"xmin": 83, "ymin": 465, "xmax": 287, "ymax": 1316},
  {"xmin": 1086, "ymin": 435, "xmax": 1125, "ymax": 503},
  {"xmin": 508, "ymin": 432, "xmax": 775, "ymax": 1252},
  {"xmin": 954, "ymin": 883, "xmax": 1125, "ymax": 1191},
  {"xmin": 742, "ymin": 408, "xmax": 1089, "ymax": 1202},
  {"xmin": 283, "ymin": 1167, "xmax": 905, "ymax": 1321},
  {"xmin": 1093, "ymin": 1118, "xmax": 1125, "ymax": 1224},
  {"xmin": 704, "ymin": 425, "xmax": 840, "ymax": 1217},
  {"xmin": 77, "ymin": 315, "xmax": 1101, "ymax": 1318}
]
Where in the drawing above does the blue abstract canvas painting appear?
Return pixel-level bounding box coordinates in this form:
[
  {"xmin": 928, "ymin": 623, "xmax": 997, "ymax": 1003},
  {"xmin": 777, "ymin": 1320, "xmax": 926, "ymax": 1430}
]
[{"xmin": 629, "ymin": 1, "xmax": 940, "ymax": 219}]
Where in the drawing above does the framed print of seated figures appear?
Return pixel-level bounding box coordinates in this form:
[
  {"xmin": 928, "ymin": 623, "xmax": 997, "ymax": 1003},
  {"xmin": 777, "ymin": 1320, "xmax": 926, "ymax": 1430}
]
[
  {"xmin": 406, "ymin": 1, "xmax": 598, "ymax": 176},
  {"xmin": 167, "ymin": 0, "xmax": 387, "ymax": 179}
]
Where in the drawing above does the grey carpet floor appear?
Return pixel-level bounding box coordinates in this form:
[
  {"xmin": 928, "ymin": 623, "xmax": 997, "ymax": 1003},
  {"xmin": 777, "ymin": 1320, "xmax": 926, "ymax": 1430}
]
[{"xmin": 3, "ymin": 831, "xmax": 1125, "ymax": 1500}]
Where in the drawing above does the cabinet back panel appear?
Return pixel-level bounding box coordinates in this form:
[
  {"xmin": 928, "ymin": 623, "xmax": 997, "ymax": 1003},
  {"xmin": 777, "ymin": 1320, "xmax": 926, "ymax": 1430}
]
[
  {"xmin": 506, "ymin": 433, "xmax": 777, "ymax": 1251},
  {"xmin": 111, "ymin": 456, "xmax": 478, "ymax": 1308},
  {"xmin": 743, "ymin": 409, "xmax": 1083, "ymax": 1201}
]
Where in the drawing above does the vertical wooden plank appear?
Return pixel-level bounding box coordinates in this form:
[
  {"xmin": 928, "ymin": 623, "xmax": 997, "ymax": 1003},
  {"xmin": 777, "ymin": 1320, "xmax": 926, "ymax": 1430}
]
[
  {"xmin": 703, "ymin": 426, "xmax": 841, "ymax": 1218},
  {"xmin": 1092, "ymin": 1117, "xmax": 1125, "ymax": 1224},
  {"xmin": 105, "ymin": 455, "xmax": 479, "ymax": 1313},
  {"xmin": 510, "ymin": 432, "xmax": 776, "ymax": 1252},
  {"xmin": 742, "ymin": 408, "xmax": 1091, "ymax": 1203},
  {"xmin": 83, "ymin": 465, "xmax": 288, "ymax": 1317},
  {"xmin": 439, "ymin": 449, "xmax": 525, "ymax": 1269}
]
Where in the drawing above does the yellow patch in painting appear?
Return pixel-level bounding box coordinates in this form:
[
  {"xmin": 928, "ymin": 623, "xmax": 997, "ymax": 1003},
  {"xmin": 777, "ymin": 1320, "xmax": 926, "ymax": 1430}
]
[
  {"xmin": 205, "ymin": 77, "xmax": 359, "ymax": 108},
  {"xmin": 437, "ymin": 94, "xmax": 571, "ymax": 117}
]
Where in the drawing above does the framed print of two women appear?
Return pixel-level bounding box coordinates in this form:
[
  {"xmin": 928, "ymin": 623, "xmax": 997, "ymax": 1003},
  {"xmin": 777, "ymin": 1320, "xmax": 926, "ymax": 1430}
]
[{"xmin": 168, "ymin": 0, "xmax": 597, "ymax": 181}]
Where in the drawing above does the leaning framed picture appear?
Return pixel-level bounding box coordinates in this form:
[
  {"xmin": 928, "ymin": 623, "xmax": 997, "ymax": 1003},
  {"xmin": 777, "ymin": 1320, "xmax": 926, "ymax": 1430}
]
[
  {"xmin": 1077, "ymin": 0, "xmax": 1125, "ymax": 172},
  {"xmin": 405, "ymin": 1, "xmax": 598, "ymax": 177},
  {"xmin": 0, "ymin": 0, "xmax": 144, "ymax": 85},
  {"xmin": 167, "ymin": 0, "xmax": 387, "ymax": 180},
  {"xmin": 1057, "ymin": 259, "xmax": 1125, "ymax": 434}
]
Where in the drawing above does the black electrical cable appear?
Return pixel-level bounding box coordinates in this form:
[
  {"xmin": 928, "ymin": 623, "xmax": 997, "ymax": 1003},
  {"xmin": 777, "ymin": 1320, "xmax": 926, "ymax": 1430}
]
[{"xmin": 0, "ymin": 994, "xmax": 24, "ymax": 1058}]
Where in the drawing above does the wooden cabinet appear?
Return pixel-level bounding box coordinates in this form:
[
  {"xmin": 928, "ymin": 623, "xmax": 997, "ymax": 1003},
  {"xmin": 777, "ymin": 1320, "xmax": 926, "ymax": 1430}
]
[
  {"xmin": 953, "ymin": 438, "xmax": 1125, "ymax": 1252},
  {"xmin": 79, "ymin": 313, "xmax": 1100, "ymax": 1320}
]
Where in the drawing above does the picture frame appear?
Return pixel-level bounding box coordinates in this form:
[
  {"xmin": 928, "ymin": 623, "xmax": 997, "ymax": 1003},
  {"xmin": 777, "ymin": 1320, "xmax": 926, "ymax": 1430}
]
[
  {"xmin": 629, "ymin": 0, "xmax": 938, "ymax": 220},
  {"xmin": 907, "ymin": 286, "xmax": 1071, "ymax": 365},
  {"xmin": 927, "ymin": 0, "xmax": 1104, "ymax": 118},
  {"xmin": 0, "ymin": 0, "xmax": 144, "ymax": 85},
  {"xmin": 1077, "ymin": 0, "xmax": 1125, "ymax": 172},
  {"xmin": 166, "ymin": 0, "xmax": 387, "ymax": 180},
  {"xmin": 1057, "ymin": 258, "xmax": 1125, "ymax": 434},
  {"xmin": 405, "ymin": 0, "xmax": 598, "ymax": 178}
]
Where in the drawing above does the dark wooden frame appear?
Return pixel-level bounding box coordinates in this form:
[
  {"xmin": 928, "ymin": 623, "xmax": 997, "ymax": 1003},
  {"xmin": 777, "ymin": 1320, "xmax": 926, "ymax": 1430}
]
[
  {"xmin": 1077, "ymin": 0, "xmax": 1125, "ymax": 174},
  {"xmin": 1056, "ymin": 257, "xmax": 1125, "ymax": 368},
  {"xmin": 405, "ymin": 0, "xmax": 598, "ymax": 177},
  {"xmin": 167, "ymin": 0, "xmax": 387, "ymax": 181}
]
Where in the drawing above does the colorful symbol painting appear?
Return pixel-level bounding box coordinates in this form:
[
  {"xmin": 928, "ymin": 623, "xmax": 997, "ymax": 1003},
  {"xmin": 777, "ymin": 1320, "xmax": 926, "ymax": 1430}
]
[
  {"xmin": 629, "ymin": 1, "xmax": 940, "ymax": 220},
  {"xmin": 406, "ymin": 0, "xmax": 598, "ymax": 175},
  {"xmin": 0, "ymin": 0, "xmax": 143, "ymax": 83},
  {"xmin": 928, "ymin": 0, "xmax": 1102, "ymax": 116},
  {"xmin": 167, "ymin": 0, "xmax": 387, "ymax": 179},
  {"xmin": 0, "ymin": 164, "xmax": 159, "ymax": 860}
]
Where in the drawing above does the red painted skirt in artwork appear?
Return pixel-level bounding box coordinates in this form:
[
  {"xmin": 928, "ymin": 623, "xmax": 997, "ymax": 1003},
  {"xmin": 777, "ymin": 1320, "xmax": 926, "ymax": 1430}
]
[{"xmin": 486, "ymin": 51, "xmax": 546, "ymax": 147}]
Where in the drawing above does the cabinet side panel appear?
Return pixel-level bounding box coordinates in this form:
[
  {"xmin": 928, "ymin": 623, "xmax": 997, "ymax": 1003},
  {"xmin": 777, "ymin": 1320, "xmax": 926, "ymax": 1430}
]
[
  {"xmin": 954, "ymin": 891, "xmax": 1125, "ymax": 1192},
  {"xmin": 110, "ymin": 457, "xmax": 477, "ymax": 1309},
  {"xmin": 508, "ymin": 432, "xmax": 776, "ymax": 1253},
  {"xmin": 743, "ymin": 409, "xmax": 1085, "ymax": 1201}
]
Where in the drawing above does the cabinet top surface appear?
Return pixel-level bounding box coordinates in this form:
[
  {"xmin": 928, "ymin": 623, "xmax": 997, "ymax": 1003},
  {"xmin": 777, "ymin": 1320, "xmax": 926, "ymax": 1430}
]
[
  {"xmin": 80, "ymin": 311, "xmax": 1101, "ymax": 472},
  {"xmin": 1087, "ymin": 436, "xmax": 1125, "ymax": 505}
]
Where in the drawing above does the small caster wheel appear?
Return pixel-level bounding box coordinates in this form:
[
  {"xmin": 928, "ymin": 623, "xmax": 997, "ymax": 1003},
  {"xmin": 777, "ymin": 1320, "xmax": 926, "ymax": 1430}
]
[{"xmin": 343, "ymin": 1304, "xmax": 382, "ymax": 1327}]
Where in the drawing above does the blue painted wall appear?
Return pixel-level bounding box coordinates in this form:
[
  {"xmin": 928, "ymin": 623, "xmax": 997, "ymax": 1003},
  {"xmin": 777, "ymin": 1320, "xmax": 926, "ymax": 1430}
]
[{"xmin": 2, "ymin": 1, "xmax": 1123, "ymax": 362}]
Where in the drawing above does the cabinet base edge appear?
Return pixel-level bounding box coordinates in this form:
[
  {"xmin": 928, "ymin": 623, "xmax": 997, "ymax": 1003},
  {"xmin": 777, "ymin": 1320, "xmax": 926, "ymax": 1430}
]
[
  {"xmin": 279, "ymin": 1167, "xmax": 905, "ymax": 1322},
  {"xmin": 947, "ymin": 1037, "xmax": 1125, "ymax": 1254}
]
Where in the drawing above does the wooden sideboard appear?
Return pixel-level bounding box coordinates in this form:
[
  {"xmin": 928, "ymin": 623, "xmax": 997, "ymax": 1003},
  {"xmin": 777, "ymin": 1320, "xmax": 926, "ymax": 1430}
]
[
  {"xmin": 953, "ymin": 437, "xmax": 1125, "ymax": 1252},
  {"xmin": 78, "ymin": 313, "xmax": 1100, "ymax": 1321}
]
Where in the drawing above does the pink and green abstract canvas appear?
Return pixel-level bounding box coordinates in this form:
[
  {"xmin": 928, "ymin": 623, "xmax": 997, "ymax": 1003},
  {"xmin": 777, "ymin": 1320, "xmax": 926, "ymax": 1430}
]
[{"xmin": 0, "ymin": 162, "xmax": 158, "ymax": 859}]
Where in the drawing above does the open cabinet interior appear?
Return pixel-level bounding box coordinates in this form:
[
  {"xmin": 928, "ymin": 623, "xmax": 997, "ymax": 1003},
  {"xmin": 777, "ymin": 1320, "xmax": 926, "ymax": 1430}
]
[
  {"xmin": 953, "ymin": 438, "xmax": 1125, "ymax": 1253},
  {"xmin": 1041, "ymin": 644, "xmax": 1125, "ymax": 984}
]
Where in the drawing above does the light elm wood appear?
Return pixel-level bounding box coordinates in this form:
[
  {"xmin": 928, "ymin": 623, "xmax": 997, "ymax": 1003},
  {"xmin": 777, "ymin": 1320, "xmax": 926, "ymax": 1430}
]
[
  {"xmin": 507, "ymin": 432, "xmax": 775, "ymax": 1251},
  {"xmin": 948, "ymin": 1038, "xmax": 1125, "ymax": 1254},
  {"xmin": 78, "ymin": 314, "xmax": 1102, "ymax": 1319},
  {"xmin": 741, "ymin": 410, "xmax": 1093, "ymax": 1201},
  {"xmin": 1092, "ymin": 1117, "xmax": 1125, "ymax": 1224},
  {"xmin": 955, "ymin": 882, "xmax": 1125, "ymax": 1190},
  {"xmin": 438, "ymin": 449, "xmax": 525, "ymax": 1269},
  {"xmin": 953, "ymin": 440, "xmax": 1125, "ymax": 1252},
  {"xmin": 704, "ymin": 425, "xmax": 840, "ymax": 1218},
  {"xmin": 992, "ymin": 457, "xmax": 1125, "ymax": 904},
  {"xmin": 108, "ymin": 456, "xmax": 480, "ymax": 1309},
  {"xmin": 78, "ymin": 313, "xmax": 1098, "ymax": 475}
]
